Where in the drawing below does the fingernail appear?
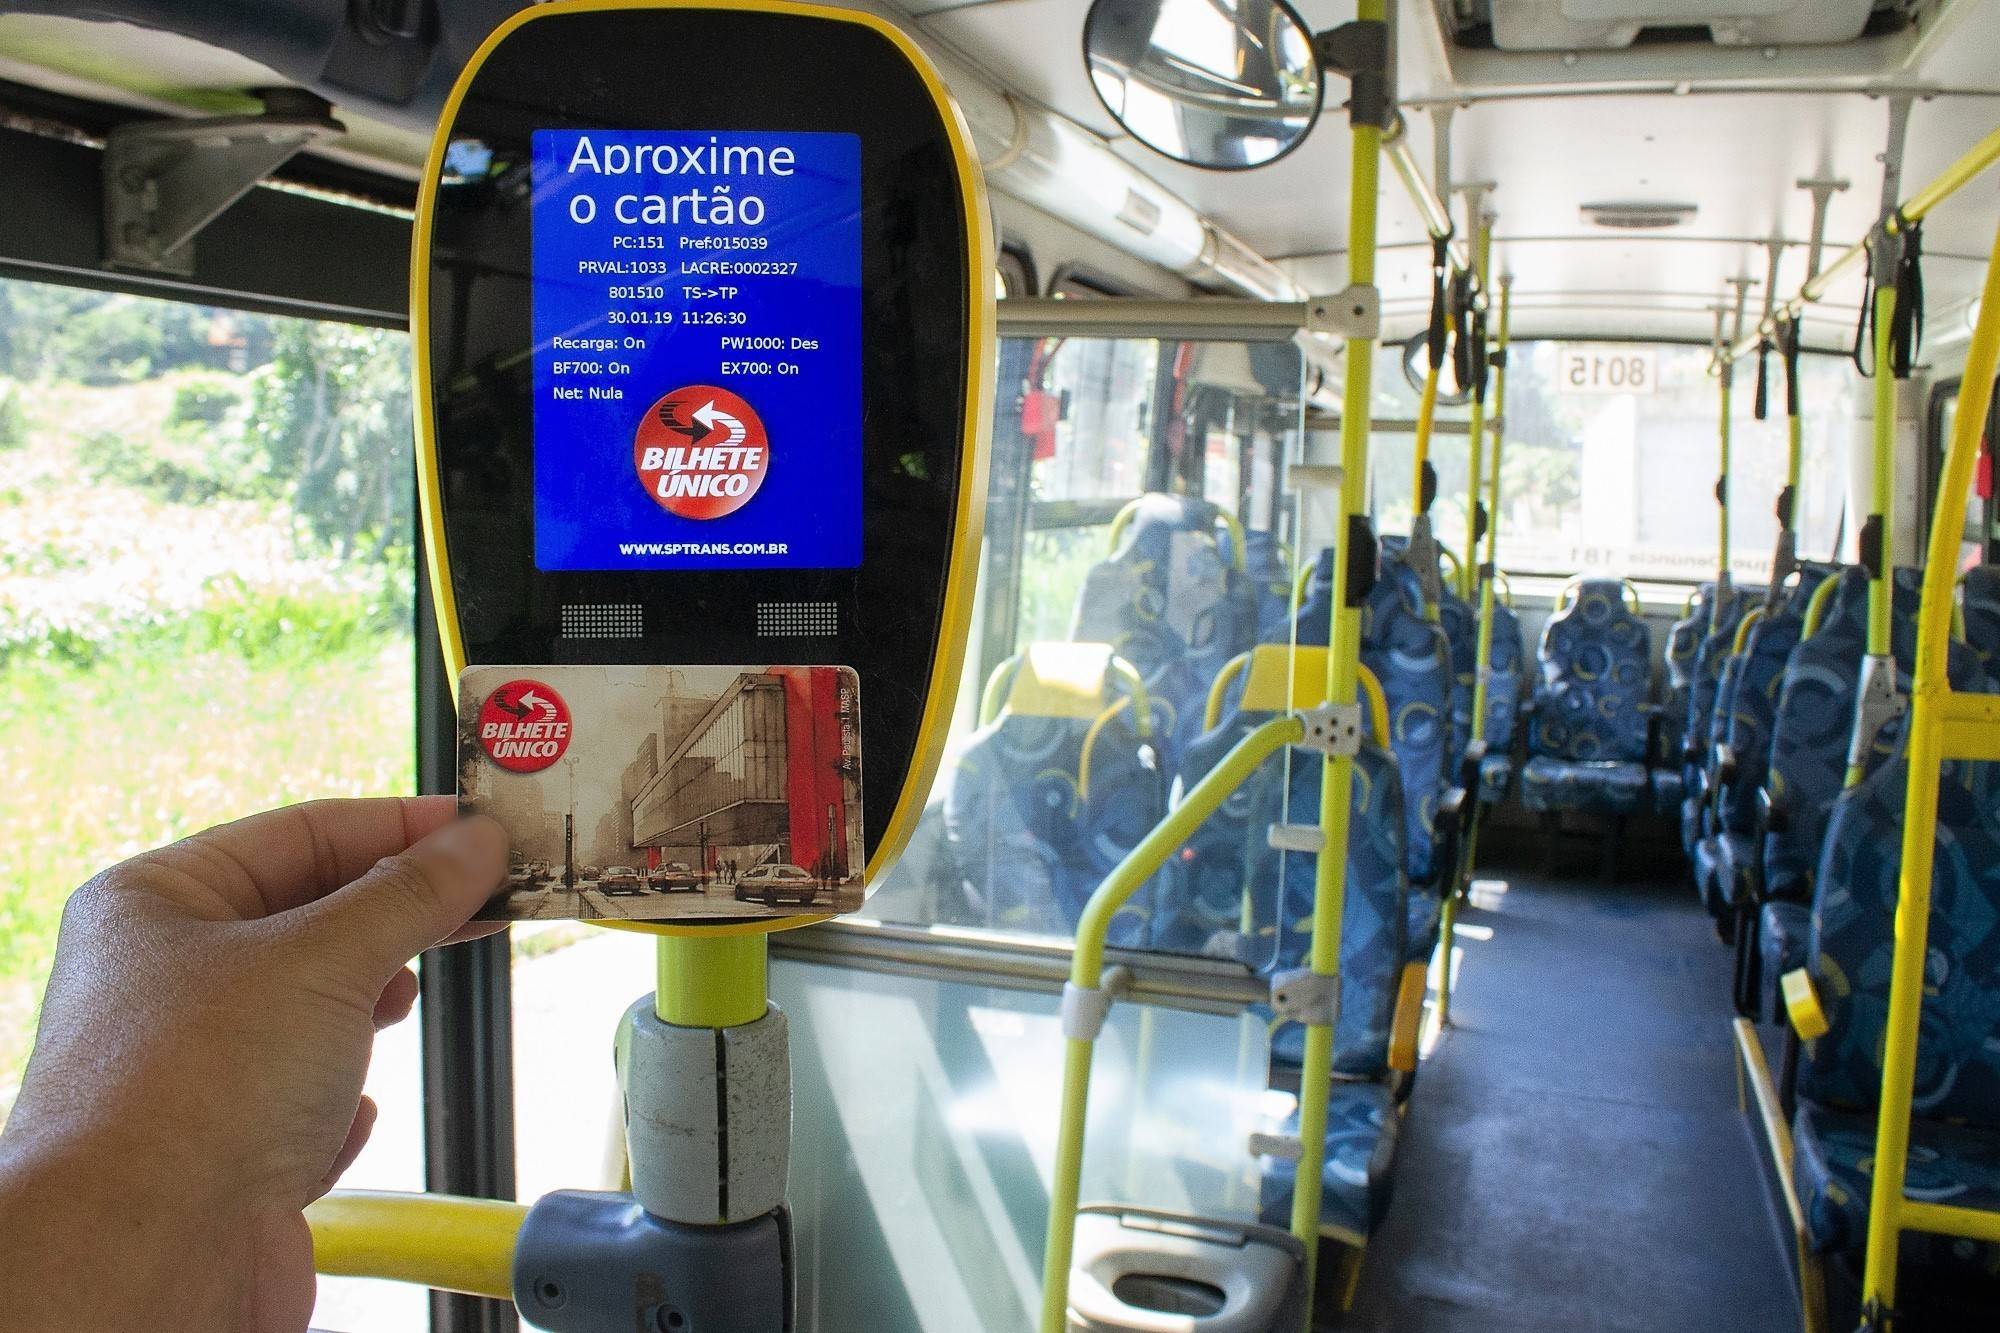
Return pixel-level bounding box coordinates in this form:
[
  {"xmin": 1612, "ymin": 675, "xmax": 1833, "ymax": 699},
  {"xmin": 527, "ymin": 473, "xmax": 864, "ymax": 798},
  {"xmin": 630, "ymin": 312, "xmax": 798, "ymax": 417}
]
[{"xmin": 431, "ymin": 815, "xmax": 508, "ymax": 883}]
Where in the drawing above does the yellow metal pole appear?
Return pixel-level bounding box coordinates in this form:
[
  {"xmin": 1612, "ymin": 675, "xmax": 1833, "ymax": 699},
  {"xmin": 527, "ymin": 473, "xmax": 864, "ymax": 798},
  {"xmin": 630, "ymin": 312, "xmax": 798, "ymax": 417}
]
[
  {"xmin": 656, "ymin": 932, "xmax": 768, "ymax": 1028},
  {"xmin": 1291, "ymin": 1, "xmax": 1385, "ymax": 1295},
  {"xmin": 1460, "ymin": 221, "xmax": 1491, "ymax": 603},
  {"xmin": 1469, "ymin": 276, "xmax": 1511, "ymax": 753},
  {"xmin": 1866, "ymin": 284, "xmax": 1898, "ymax": 662},
  {"xmin": 1039, "ymin": 717, "xmax": 1304, "ymax": 1333},
  {"xmin": 1717, "ymin": 363, "xmax": 1733, "ymax": 599},
  {"xmin": 1858, "ymin": 216, "xmax": 2000, "ymax": 1323}
]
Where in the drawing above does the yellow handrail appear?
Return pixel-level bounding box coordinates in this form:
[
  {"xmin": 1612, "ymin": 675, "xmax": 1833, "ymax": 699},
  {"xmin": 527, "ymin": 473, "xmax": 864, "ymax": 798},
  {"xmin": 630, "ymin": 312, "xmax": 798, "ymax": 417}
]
[
  {"xmin": 1106, "ymin": 496, "xmax": 1247, "ymax": 571},
  {"xmin": 1801, "ymin": 573, "xmax": 1842, "ymax": 640},
  {"xmin": 1200, "ymin": 648, "xmax": 1388, "ymax": 747},
  {"xmin": 1731, "ymin": 606, "xmax": 1767, "ymax": 656},
  {"xmin": 1038, "ymin": 716, "xmax": 1305, "ymax": 1333},
  {"xmin": 308, "ymin": 1191, "xmax": 527, "ymax": 1300},
  {"xmin": 1857, "ymin": 213, "xmax": 2000, "ymax": 1322},
  {"xmin": 1722, "ymin": 125, "xmax": 2000, "ymax": 365}
]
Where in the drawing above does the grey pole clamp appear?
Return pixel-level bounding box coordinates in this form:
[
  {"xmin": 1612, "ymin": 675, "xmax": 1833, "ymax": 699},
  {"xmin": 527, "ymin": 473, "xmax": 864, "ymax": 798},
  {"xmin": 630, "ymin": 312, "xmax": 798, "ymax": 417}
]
[
  {"xmin": 1298, "ymin": 702, "xmax": 1365, "ymax": 757},
  {"xmin": 622, "ymin": 997, "xmax": 791, "ymax": 1226},
  {"xmin": 1847, "ymin": 653, "xmax": 1907, "ymax": 773}
]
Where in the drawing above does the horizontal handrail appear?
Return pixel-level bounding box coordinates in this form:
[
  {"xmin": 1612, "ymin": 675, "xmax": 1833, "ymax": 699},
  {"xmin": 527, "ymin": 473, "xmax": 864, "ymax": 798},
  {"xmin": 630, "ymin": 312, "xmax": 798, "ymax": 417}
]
[
  {"xmin": 309, "ymin": 1190, "xmax": 526, "ymax": 1300},
  {"xmin": 1721, "ymin": 124, "xmax": 2000, "ymax": 366},
  {"xmin": 771, "ymin": 916, "xmax": 1269, "ymax": 1013}
]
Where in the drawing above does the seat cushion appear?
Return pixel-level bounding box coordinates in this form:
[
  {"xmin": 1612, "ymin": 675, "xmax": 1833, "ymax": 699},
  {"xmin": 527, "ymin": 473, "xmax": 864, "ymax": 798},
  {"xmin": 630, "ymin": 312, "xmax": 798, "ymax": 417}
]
[
  {"xmin": 1760, "ymin": 901, "xmax": 1810, "ymax": 1025},
  {"xmin": 1478, "ymin": 752, "xmax": 1514, "ymax": 804},
  {"xmin": 1794, "ymin": 1100, "xmax": 2000, "ymax": 1255},
  {"xmin": 1649, "ymin": 766, "xmax": 1683, "ymax": 816},
  {"xmin": 1259, "ymin": 1080, "xmax": 1400, "ymax": 1243},
  {"xmin": 1518, "ymin": 756, "xmax": 1649, "ymax": 814}
]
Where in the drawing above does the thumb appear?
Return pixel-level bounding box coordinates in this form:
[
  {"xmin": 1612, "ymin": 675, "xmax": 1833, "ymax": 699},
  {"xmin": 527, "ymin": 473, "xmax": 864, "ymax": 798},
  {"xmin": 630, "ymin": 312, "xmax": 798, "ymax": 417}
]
[{"xmin": 302, "ymin": 815, "xmax": 508, "ymax": 986}]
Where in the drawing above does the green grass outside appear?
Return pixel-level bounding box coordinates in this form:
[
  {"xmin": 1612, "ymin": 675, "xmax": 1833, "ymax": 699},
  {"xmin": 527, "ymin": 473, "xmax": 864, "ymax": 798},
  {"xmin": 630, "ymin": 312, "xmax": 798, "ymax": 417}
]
[{"xmin": 0, "ymin": 633, "xmax": 414, "ymax": 1103}]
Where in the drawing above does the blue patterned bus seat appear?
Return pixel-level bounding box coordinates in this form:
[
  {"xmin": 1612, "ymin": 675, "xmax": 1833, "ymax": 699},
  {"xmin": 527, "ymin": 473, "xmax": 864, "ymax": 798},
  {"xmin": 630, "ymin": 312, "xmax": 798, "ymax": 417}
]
[{"xmin": 1521, "ymin": 578, "xmax": 1654, "ymax": 815}]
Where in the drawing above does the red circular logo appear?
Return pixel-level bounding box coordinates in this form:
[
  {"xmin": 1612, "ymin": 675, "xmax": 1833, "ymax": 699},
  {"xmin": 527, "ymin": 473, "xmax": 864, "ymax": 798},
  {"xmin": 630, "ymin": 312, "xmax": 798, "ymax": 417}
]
[
  {"xmin": 478, "ymin": 679, "xmax": 572, "ymax": 773},
  {"xmin": 634, "ymin": 384, "xmax": 769, "ymax": 520}
]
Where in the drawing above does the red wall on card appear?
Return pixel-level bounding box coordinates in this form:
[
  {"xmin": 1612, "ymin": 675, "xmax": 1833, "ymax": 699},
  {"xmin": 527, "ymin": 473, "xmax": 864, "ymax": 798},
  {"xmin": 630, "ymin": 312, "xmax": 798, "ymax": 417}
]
[{"xmin": 773, "ymin": 666, "xmax": 848, "ymax": 876}]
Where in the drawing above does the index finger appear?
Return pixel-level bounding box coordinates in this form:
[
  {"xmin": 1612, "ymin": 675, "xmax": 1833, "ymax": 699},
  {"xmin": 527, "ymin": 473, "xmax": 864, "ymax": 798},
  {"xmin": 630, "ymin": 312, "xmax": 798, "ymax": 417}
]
[{"xmin": 150, "ymin": 796, "xmax": 464, "ymax": 919}]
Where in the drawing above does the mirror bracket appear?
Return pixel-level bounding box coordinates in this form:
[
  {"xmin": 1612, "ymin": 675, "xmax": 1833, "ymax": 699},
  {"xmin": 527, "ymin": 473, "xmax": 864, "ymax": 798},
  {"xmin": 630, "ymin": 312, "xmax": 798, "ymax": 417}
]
[
  {"xmin": 1308, "ymin": 284, "xmax": 1381, "ymax": 340},
  {"xmin": 1313, "ymin": 19, "xmax": 1390, "ymax": 128}
]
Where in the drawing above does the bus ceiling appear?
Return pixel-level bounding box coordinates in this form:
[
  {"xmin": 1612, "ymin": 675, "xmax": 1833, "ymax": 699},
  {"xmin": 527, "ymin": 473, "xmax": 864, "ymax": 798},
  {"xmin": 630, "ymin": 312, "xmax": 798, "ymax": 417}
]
[{"xmin": 1, "ymin": 1, "xmax": 2000, "ymax": 347}]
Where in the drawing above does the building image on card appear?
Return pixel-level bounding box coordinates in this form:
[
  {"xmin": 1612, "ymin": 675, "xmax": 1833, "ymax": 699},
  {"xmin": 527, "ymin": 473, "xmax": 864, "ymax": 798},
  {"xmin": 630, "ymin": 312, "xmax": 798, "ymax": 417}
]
[{"xmin": 458, "ymin": 664, "xmax": 863, "ymax": 923}]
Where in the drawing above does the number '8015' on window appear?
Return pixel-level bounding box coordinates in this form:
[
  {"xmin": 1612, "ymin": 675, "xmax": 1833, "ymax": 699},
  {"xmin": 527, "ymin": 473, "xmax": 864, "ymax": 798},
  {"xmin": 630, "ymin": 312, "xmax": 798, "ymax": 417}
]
[{"xmin": 1559, "ymin": 345, "xmax": 1656, "ymax": 395}]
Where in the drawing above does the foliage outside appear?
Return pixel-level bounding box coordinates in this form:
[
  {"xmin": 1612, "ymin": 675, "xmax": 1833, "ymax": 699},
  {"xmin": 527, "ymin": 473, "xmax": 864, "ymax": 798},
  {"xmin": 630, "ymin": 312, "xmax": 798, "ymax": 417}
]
[{"xmin": 0, "ymin": 281, "xmax": 420, "ymax": 1114}]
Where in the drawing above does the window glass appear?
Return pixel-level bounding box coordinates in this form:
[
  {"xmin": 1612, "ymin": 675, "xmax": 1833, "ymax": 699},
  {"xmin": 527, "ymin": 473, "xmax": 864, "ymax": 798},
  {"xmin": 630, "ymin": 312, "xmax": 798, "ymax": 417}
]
[
  {"xmin": 1370, "ymin": 339, "xmax": 1854, "ymax": 582},
  {"xmin": 857, "ymin": 335, "xmax": 1308, "ymax": 961},
  {"xmin": 0, "ymin": 278, "xmax": 424, "ymax": 1330}
]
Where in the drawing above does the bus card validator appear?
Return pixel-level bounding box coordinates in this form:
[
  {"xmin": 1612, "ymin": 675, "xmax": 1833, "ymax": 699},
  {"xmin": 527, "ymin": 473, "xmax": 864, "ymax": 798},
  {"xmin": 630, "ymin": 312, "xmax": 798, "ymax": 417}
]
[{"xmin": 457, "ymin": 664, "xmax": 864, "ymax": 923}]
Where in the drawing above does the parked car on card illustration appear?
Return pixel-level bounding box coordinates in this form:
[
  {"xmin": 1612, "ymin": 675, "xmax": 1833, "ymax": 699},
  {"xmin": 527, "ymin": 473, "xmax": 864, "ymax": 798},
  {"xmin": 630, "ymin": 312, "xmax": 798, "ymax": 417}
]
[
  {"xmin": 600, "ymin": 866, "xmax": 645, "ymax": 895},
  {"xmin": 733, "ymin": 863, "xmax": 820, "ymax": 907},
  {"xmin": 648, "ymin": 861, "xmax": 700, "ymax": 892}
]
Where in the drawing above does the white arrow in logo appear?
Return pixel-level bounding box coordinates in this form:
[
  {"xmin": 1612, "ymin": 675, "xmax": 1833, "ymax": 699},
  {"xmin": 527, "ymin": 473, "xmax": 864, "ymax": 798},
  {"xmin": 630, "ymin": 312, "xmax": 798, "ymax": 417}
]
[
  {"xmin": 690, "ymin": 399, "xmax": 747, "ymax": 446},
  {"xmin": 518, "ymin": 690, "xmax": 558, "ymax": 718}
]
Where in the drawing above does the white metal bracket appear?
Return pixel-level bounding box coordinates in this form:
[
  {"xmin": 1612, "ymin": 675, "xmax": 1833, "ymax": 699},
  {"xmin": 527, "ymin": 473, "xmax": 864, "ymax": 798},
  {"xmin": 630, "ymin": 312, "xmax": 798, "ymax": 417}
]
[
  {"xmin": 1297, "ymin": 702, "xmax": 1364, "ymax": 757},
  {"xmin": 1270, "ymin": 967, "xmax": 1339, "ymax": 1027},
  {"xmin": 1060, "ymin": 965, "xmax": 1133, "ymax": 1042},
  {"xmin": 1267, "ymin": 823, "xmax": 1326, "ymax": 854},
  {"xmin": 1308, "ymin": 285, "xmax": 1380, "ymax": 340},
  {"xmin": 1247, "ymin": 1132, "xmax": 1304, "ymax": 1163}
]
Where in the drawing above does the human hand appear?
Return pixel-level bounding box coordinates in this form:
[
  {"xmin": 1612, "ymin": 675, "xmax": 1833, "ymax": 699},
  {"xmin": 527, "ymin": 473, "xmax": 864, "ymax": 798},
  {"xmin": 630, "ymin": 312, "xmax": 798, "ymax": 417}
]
[{"xmin": 0, "ymin": 796, "xmax": 506, "ymax": 1332}]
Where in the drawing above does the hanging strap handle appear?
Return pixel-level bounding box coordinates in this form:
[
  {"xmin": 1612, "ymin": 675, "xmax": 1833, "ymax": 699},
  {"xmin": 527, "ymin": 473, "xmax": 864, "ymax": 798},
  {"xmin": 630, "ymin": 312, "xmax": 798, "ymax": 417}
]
[{"xmin": 1425, "ymin": 235, "xmax": 1449, "ymax": 371}]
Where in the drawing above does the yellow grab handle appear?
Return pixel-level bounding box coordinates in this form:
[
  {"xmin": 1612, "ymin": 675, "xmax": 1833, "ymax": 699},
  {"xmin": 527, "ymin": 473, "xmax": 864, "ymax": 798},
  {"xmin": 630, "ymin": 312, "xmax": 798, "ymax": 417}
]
[{"xmin": 1801, "ymin": 574, "xmax": 1842, "ymax": 641}]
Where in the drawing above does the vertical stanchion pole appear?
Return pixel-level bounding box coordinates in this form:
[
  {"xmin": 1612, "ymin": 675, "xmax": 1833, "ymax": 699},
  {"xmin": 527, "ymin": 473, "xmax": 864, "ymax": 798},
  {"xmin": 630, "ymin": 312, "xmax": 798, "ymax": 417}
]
[
  {"xmin": 1858, "ymin": 217, "xmax": 2000, "ymax": 1328},
  {"xmin": 1291, "ymin": 3, "xmax": 1386, "ymax": 1305}
]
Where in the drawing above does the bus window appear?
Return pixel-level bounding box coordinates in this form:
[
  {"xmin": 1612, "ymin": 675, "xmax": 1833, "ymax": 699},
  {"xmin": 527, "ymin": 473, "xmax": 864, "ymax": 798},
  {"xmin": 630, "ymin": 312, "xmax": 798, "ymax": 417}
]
[
  {"xmin": 1373, "ymin": 340, "xmax": 1854, "ymax": 585},
  {"xmin": 0, "ymin": 277, "xmax": 425, "ymax": 1331},
  {"xmin": 1928, "ymin": 378, "xmax": 1997, "ymax": 570}
]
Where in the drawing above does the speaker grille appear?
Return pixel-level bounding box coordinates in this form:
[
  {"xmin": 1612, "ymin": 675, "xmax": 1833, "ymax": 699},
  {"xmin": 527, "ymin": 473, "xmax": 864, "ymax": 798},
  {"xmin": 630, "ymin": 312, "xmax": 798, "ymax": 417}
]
[
  {"xmin": 561, "ymin": 603, "xmax": 644, "ymax": 638},
  {"xmin": 757, "ymin": 601, "xmax": 838, "ymax": 637}
]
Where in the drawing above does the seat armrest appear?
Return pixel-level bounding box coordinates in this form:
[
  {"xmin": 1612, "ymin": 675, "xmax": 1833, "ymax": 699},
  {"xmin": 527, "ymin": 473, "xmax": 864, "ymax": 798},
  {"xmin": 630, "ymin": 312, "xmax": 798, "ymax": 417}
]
[
  {"xmin": 1714, "ymin": 743, "xmax": 1738, "ymax": 790},
  {"xmin": 1387, "ymin": 962, "xmax": 1428, "ymax": 1073},
  {"xmin": 1757, "ymin": 785, "xmax": 1787, "ymax": 836},
  {"xmin": 1458, "ymin": 739, "xmax": 1488, "ymax": 795},
  {"xmin": 1436, "ymin": 784, "xmax": 1469, "ymax": 834}
]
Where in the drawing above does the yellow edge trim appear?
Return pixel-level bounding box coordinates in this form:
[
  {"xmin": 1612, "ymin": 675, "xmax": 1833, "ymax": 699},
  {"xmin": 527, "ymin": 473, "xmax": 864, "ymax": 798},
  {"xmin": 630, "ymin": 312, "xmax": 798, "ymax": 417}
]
[
  {"xmin": 309, "ymin": 1190, "xmax": 527, "ymax": 1299},
  {"xmin": 410, "ymin": 0, "xmax": 995, "ymax": 940}
]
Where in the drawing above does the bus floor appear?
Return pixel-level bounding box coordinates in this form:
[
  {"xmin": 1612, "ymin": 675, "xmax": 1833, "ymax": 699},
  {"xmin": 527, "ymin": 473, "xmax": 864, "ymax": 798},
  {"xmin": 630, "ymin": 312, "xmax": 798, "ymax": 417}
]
[{"xmin": 1342, "ymin": 854, "xmax": 1800, "ymax": 1332}]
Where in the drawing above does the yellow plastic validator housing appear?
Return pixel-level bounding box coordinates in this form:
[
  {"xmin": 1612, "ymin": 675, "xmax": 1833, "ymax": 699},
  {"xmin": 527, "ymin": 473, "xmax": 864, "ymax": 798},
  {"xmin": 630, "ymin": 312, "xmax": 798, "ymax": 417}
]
[
  {"xmin": 1388, "ymin": 960, "xmax": 1429, "ymax": 1072},
  {"xmin": 1782, "ymin": 967, "xmax": 1830, "ymax": 1040}
]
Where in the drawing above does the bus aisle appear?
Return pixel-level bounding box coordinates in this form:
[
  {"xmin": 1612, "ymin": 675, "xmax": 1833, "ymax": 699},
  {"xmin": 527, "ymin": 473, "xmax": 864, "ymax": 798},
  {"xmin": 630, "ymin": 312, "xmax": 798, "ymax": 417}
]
[{"xmin": 1349, "ymin": 857, "xmax": 1799, "ymax": 1331}]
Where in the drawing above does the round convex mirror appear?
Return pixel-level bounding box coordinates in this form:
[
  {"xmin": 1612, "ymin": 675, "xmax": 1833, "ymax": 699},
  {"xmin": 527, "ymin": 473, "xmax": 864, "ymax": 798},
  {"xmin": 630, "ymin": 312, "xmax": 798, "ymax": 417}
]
[{"xmin": 1084, "ymin": 0, "xmax": 1322, "ymax": 171}]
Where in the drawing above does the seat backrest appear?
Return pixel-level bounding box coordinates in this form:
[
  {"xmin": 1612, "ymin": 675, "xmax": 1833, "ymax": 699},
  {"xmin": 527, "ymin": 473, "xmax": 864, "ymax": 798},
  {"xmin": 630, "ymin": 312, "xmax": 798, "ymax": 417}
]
[
  {"xmin": 1166, "ymin": 645, "xmax": 1408, "ymax": 1078},
  {"xmin": 1963, "ymin": 565, "xmax": 2000, "ymax": 670},
  {"xmin": 1240, "ymin": 528, "xmax": 1300, "ymax": 646},
  {"xmin": 1800, "ymin": 748, "xmax": 2000, "ymax": 1127},
  {"xmin": 1528, "ymin": 578, "xmax": 1652, "ymax": 764},
  {"xmin": 1682, "ymin": 587, "xmax": 1751, "ymax": 778},
  {"xmin": 1069, "ymin": 494, "xmax": 1259, "ymax": 759},
  {"xmin": 1660, "ymin": 582, "xmax": 1715, "ymax": 763},
  {"xmin": 1713, "ymin": 565, "xmax": 1837, "ymax": 834},
  {"xmin": 1295, "ymin": 546, "xmax": 1456, "ymax": 886},
  {"xmin": 1762, "ymin": 568, "xmax": 1982, "ymax": 902},
  {"xmin": 942, "ymin": 645, "xmax": 1167, "ymax": 945}
]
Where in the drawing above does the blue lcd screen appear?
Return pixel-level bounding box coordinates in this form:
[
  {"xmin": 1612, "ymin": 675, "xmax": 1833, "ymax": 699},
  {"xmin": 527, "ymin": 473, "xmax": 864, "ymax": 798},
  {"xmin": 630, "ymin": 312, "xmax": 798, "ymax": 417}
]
[{"xmin": 529, "ymin": 129, "xmax": 862, "ymax": 571}]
